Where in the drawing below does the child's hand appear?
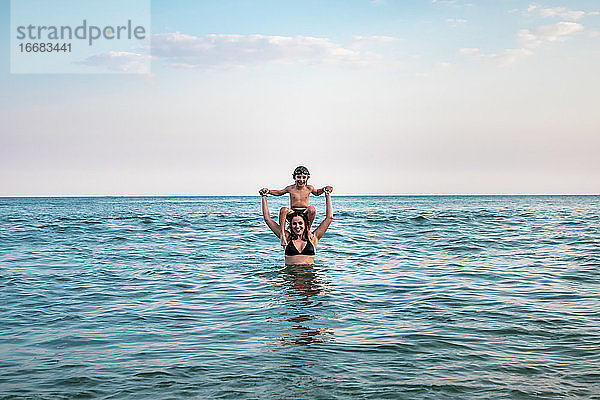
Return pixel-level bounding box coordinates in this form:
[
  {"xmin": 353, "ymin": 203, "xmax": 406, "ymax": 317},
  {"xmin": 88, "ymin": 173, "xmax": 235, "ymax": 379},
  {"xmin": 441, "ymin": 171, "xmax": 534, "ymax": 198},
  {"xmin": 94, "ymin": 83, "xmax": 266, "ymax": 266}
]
[
  {"xmin": 324, "ymin": 186, "xmax": 333, "ymax": 193},
  {"xmin": 259, "ymin": 188, "xmax": 269, "ymax": 196}
]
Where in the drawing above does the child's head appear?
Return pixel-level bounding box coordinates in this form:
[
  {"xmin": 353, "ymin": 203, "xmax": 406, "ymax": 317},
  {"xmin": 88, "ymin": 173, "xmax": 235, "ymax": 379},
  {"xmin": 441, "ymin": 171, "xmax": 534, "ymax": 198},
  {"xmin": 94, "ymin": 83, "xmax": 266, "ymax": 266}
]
[
  {"xmin": 292, "ymin": 166, "xmax": 310, "ymax": 186},
  {"xmin": 293, "ymin": 166, "xmax": 310, "ymax": 178}
]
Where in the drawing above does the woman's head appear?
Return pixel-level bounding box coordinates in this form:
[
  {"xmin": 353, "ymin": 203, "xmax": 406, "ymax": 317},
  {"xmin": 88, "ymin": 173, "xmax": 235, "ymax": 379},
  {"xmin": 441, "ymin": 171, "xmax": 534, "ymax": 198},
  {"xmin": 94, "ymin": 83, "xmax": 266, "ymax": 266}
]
[{"xmin": 288, "ymin": 212, "xmax": 309, "ymax": 241}]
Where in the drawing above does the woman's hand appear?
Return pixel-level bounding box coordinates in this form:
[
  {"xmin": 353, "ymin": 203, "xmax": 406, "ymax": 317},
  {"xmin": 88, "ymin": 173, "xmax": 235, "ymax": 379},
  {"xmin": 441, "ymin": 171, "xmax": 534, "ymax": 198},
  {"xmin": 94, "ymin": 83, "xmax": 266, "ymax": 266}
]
[
  {"xmin": 324, "ymin": 186, "xmax": 333, "ymax": 194},
  {"xmin": 259, "ymin": 188, "xmax": 269, "ymax": 196}
]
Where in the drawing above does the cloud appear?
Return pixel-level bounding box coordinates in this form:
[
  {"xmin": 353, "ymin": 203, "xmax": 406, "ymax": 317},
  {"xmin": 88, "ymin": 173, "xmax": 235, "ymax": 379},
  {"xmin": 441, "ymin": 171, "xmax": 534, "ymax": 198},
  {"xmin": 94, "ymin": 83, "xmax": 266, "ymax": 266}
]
[
  {"xmin": 151, "ymin": 32, "xmax": 384, "ymax": 69},
  {"xmin": 446, "ymin": 18, "xmax": 468, "ymax": 24},
  {"xmin": 79, "ymin": 51, "xmax": 151, "ymax": 74},
  {"xmin": 459, "ymin": 47, "xmax": 479, "ymax": 55},
  {"xmin": 479, "ymin": 48, "xmax": 533, "ymax": 66},
  {"xmin": 445, "ymin": 18, "xmax": 469, "ymax": 30},
  {"xmin": 462, "ymin": 48, "xmax": 532, "ymax": 66},
  {"xmin": 459, "ymin": 44, "xmax": 531, "ymax": 66},
  {"xmin": 539, "ymin": 8, "xmax": 585, "ymax": 20},
  {"xmin": 431, "ymin": 0, "xmax": 472, "ymax": 8},
  {"xmin": 351, "ymin": 35, "xmax": 398, "ymax": 48},
  {"xmin": 516, "ymin": 29, "xmax": 540, "ymax": 48},
  {"xmin": 352, "ymin": 35, "xmax": 397, "ymax": 44},
  {"xmin": 527, "ymin": 5, "xmax": 590, "ymax": 20},
  {"xmin": 462, "ymin": 20, "xmax": 583, "ymax": 67},
  {"xmin": 517, "ymin": 22, "xmax": 584, "ymax": 48}
]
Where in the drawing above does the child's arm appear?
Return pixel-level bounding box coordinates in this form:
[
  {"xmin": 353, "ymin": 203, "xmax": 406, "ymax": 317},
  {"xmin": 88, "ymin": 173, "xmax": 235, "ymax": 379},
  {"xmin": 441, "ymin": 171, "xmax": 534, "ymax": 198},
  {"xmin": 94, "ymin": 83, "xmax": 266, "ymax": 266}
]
[
  {"xmin": 310, "ymin": 185, "xmax": 323, "ymax": 196},
  {"xmin": 310, "ymin": 185, "xmax": 333, "ymax": 196},
  {"xmin": 264, "ymin": 186, "xmax": 290, "ymax": 196}
]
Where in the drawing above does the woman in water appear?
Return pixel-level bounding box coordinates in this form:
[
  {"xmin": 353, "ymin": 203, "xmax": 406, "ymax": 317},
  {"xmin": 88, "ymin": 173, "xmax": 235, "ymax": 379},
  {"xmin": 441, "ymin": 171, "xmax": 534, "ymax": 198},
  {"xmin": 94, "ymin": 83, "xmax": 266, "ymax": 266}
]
[{"xmin": 260, "ymin": 187, "xmax": 332, "ymax": 265}]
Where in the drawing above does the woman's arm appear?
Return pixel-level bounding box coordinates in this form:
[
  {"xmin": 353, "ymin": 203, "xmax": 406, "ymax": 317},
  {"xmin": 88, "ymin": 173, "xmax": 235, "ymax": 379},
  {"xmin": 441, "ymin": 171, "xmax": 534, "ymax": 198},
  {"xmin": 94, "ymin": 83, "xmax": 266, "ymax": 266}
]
[
  {"xmin": 261, "ymin": 194, "xmax": 282, "ymax": 238},
  {"xmin": 313, "ymin": 190, "xmax": 333, "ymax": 240}
]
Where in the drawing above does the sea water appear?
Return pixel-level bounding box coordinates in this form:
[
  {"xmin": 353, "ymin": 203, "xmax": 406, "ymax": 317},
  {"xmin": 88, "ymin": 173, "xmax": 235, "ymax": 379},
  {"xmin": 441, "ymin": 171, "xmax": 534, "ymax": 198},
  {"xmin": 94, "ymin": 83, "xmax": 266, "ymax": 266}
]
[{"xmin": 1, "ymin": 195, "xmax": 599, "ymax": 399}]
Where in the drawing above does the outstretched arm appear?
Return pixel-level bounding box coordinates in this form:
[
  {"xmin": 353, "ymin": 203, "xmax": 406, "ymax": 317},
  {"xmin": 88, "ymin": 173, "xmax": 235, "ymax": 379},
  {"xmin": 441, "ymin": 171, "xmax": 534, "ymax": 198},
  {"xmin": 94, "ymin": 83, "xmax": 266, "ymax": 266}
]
[
  {"xmin": 313, "ymin": 189, "xmax": 333, "ymax": 240},
  {"xmin": 311, "ymin": 185, "xmax": 334, "ymax": 196},
  {"xmin": 261, "ymin": 194, "xmax": 282, "ymax": 238},
  {"xmin": 264, "ymin": 186, "xmax": 289, "ymax": 196}
]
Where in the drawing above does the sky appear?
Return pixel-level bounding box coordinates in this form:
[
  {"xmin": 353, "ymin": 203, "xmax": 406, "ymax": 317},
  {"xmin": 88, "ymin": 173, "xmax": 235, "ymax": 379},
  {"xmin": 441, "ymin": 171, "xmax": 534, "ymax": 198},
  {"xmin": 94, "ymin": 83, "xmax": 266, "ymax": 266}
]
[{"xmin": 1, "ymin": 0, "xmax": 599, "ymax": 195}]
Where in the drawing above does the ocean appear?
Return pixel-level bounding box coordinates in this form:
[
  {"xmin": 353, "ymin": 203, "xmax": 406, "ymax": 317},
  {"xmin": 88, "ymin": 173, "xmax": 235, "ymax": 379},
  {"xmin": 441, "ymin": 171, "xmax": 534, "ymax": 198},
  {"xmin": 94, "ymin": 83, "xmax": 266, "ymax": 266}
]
[{"xmin": 1, "ymin": 195, "xmax": 599, "ymax": 399}]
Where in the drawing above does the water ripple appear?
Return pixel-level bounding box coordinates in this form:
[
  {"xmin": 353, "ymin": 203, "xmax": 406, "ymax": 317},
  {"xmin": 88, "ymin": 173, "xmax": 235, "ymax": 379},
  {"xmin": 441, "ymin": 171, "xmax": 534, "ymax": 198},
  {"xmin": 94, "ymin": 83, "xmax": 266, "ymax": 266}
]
[{"xmin": 1, "ymin": 195, "xmax": 599, "ymax": 398}]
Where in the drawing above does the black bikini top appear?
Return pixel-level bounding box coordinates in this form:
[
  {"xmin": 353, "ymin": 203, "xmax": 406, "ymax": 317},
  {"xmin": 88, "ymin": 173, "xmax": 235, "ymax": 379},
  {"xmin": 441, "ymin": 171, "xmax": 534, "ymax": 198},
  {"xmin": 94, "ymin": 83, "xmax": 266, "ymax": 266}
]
[{"xmin": 285, "ymin": 239, "xmax": 315, "ymax": 256}]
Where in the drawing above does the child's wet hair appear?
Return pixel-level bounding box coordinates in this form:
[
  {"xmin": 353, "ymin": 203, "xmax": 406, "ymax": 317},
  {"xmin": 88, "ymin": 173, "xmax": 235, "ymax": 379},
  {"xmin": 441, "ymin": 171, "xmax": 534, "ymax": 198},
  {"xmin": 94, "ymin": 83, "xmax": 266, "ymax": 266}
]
[{"xmin": 293, "ymin": 166, "xmax": 310, "ymax": 177}]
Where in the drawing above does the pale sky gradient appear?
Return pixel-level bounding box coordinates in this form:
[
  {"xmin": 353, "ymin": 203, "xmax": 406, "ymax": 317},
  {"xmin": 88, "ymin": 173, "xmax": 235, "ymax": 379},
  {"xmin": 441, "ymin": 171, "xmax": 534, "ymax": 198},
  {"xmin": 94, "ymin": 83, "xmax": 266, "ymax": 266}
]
[{"xmin": 1, "ymin": 0, "xmax": 599, "ymax": 195}]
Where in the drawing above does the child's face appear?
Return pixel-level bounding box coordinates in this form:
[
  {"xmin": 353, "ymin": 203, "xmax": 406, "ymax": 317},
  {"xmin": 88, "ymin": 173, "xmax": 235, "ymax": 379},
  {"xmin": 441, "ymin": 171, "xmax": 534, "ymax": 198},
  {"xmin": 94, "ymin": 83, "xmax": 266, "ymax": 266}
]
[{"xmin": 294, "ymin": 174, "xmax": 309, "ymax": 186}]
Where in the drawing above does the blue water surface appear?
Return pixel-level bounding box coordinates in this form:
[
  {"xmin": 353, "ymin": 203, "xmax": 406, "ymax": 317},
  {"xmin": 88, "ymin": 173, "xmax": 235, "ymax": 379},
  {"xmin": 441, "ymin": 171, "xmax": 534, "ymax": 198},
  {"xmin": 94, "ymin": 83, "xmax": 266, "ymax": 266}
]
[{"xmin": 1, "ymin": 195, "xmax": 599, "ymax": 399}]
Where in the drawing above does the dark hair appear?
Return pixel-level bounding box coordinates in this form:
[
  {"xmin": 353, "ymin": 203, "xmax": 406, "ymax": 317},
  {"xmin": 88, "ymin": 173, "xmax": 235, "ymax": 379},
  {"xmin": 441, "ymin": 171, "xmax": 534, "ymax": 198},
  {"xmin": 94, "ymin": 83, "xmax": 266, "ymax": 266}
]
[
  {"xmin": 287, "ymin": 212, "xmax": 309, "ymax": 241},
  {"xmin": 292, "ymin": 165, "xmax": 310, "ymax": 178}
]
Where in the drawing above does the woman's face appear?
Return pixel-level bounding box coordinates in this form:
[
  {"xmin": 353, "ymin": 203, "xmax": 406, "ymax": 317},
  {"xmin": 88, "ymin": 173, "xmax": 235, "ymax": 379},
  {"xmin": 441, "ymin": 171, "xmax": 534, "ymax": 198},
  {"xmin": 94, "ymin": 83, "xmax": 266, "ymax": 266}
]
[{"xmin": 290, "ymin": 216, "xmax": 305, "ymax": 236}]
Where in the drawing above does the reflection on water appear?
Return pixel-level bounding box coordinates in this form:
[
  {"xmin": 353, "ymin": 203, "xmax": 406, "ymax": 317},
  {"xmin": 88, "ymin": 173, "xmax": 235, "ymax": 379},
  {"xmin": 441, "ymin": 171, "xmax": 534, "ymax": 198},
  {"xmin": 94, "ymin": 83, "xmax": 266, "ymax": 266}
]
[{"xmin": 274, "ymin": 264, "xmax": 335, "ymax": 346}]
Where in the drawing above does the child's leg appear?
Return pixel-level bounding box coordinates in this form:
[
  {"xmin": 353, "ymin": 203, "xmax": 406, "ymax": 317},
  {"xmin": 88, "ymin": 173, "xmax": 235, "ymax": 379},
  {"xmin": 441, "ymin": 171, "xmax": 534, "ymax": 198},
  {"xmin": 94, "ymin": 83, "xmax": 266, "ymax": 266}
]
[
  {"xmin": 278, "ymin": 207, "xmax": 292, "ymax": 246},
  {"xmin": 305, "ymin": 206, "xmax": 316, "ymax": 230}
]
